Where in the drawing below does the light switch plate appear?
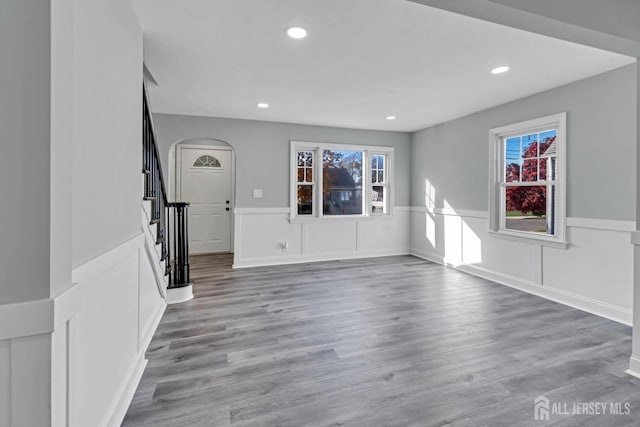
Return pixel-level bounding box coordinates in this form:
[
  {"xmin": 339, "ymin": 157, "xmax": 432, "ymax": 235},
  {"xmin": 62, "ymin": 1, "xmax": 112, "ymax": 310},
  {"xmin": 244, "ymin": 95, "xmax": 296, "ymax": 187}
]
[{"xmin": 253, "ymin": 189, "xmax": 263, "ymax": 198}]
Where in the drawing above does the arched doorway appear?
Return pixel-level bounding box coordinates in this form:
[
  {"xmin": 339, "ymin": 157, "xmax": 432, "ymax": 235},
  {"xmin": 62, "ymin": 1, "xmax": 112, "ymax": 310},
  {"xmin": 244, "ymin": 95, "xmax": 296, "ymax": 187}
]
[{"xmin": 169, "ymin": 138, "xmax": 236, "ymax": 254}]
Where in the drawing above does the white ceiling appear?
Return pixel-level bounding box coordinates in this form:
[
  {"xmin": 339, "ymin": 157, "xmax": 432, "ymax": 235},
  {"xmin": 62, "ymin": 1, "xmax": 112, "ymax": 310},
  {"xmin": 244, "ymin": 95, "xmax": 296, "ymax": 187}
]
[{"xmin": 132, "ymin": 0, "xmax": 634, "ymax": 132}]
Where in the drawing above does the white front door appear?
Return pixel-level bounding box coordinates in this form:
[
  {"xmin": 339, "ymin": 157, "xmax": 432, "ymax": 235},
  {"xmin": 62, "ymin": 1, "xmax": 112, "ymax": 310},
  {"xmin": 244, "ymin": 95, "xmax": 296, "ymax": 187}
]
[{"xmin": 178, "ymin": 147, "xmax": 232, "ymax": 254}]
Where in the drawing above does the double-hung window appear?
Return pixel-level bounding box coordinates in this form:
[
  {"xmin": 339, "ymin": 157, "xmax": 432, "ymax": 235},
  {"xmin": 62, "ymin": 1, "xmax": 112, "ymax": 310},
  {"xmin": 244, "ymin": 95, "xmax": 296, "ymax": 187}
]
[
  {"xmin": 371, "ymin": 154, "xmax": 388, "ymax": 214},
  {"xmin": 489, "ymin": 113, "xmax": 567, "ymax": 247},
  {"xmin": 295, "ymin": 150, "xmax": 315, "ymax": 215},
  {"xmin": 291, "ymin": 141, "xmax": 393, "ymax": 219}
]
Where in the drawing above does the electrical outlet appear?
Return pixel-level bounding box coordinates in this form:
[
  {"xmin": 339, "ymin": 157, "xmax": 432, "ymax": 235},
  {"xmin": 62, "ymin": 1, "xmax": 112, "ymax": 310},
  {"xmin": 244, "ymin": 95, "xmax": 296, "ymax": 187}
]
[{"xmin": 253, "ymin": 189, "xmax": 263, "ymax": 199}]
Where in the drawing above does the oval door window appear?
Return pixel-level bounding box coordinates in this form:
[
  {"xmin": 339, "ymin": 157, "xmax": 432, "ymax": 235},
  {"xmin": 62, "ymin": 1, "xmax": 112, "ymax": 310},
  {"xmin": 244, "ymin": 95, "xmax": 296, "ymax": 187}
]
[{"xmin": 192, "ymin": 155, "xmax": 221, "ymax": 168}]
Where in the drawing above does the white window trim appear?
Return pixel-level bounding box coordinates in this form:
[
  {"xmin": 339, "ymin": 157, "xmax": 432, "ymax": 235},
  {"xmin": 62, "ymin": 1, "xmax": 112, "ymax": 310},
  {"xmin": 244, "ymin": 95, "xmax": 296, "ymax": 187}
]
[
  {"xmin": 488, "ymin": 112, "xmax": 568, "ymax": 249},
  {"xmin": 289, "ymin": 141, "xmax": 394, "ymax": 222}
]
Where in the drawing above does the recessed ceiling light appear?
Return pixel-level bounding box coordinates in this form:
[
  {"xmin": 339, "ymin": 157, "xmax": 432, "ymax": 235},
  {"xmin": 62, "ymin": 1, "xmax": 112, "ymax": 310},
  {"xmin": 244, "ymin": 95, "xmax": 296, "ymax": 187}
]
[
  {"xmin": 491, "ymin": 65, "xmax": 510, "ymax": 74},
  {"xmin": 286, "ymin": 26, "xmax": 307, "ymax": 39},
  {"xmin": 256, "ymin": 102, "xmax": 269, "ymax": 109},
  {"xmin": 386, "ymin": 115, "xmax": 397, "ymax": 120}
]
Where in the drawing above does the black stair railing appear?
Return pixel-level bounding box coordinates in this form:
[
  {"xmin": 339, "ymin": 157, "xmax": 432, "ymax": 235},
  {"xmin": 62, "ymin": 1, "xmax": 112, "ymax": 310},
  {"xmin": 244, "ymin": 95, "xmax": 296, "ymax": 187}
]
[{"xmin": 142, "ymin": 84, "xmax": 190, "ymax": 289}]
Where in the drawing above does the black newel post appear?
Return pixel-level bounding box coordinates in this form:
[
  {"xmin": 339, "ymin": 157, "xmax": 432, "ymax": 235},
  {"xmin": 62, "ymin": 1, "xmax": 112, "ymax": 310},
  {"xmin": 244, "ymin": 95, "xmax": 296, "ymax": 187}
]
[{"xmin": 168, "ymin": 202, "xmax": 190, "ymax": 288}]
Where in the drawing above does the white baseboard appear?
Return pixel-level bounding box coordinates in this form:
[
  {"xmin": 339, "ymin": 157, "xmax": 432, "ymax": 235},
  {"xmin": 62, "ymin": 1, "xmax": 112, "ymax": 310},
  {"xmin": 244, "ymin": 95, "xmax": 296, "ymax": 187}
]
[
  {"xmin": 233, "ymin": 248, "xmax": 410, "ymax": 269},
  {"xmin": 411, "ymin": 248, "xmax": 632, "ymax": 326},
  {"xmin": 626, "ymin": 356, "xmax": 640, "ymax": 379},
  {"xmin": 460, "ymin": 264, "xmax": 631, "ymax": 326},
  {"xmin": 410, "ymin": 248, "xmax": 445, "ymax": 266}
]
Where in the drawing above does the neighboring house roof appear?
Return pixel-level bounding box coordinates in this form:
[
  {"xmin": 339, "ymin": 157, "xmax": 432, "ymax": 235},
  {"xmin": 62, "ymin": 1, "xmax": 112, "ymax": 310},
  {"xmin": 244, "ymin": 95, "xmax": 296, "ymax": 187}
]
[
  {"xmin": 541, "ymin": 140, "xmax": 556, "ymax": 157},
  {"xmin": 324, "ymin": 168, "xmax": 357, "ymax": 188}
]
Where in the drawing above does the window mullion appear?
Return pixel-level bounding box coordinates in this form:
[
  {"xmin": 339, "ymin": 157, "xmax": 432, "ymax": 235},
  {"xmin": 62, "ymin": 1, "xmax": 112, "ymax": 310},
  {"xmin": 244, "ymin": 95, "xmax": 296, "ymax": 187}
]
[
  {"xmin": 316, "ymin": 147, "xmax": 322, "ymax": 218},
  {"xmin": 364, "ymin": 151, "xmax": 370, "ymax": 216},
  {"xmin": 519, "ymin": 137, "xmax": 523, "ymax": 182}
]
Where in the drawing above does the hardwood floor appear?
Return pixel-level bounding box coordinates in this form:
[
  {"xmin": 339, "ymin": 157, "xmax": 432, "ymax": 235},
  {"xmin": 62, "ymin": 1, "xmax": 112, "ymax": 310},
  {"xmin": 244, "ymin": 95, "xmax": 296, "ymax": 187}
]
[{"xmin": 123, "ymin": 254, "xmax": 640, "ymax": 426}]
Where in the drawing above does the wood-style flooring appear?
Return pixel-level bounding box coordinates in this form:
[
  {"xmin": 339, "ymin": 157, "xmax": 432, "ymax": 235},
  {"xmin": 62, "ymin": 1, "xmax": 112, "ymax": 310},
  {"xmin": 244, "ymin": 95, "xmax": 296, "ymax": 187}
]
[{"xmin": 123, "ymin": 254, "xmax": 640, "ymax": 426}]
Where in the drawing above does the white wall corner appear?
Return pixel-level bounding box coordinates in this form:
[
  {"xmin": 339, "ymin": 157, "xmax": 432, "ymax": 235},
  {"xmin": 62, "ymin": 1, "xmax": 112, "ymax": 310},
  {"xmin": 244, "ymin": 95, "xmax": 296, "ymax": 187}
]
[
  {"xmin": 410, "ymin": 247, "xmax": 445, "ymax": 266},
  {"xmin": 626, "ymin": 355, "xmax": 640, "ymax": 379},
  {"xmin": 53, "ymin": 283, "xmax": 82, "ymax": 329}
]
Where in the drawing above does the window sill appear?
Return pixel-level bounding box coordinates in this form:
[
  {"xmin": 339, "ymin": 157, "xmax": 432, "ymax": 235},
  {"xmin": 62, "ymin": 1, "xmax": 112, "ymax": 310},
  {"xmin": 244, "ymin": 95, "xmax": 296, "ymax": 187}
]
[
  {"xmin": 289, "ymin": 213, "xmax": 393, "ymax": 224},
  {"xmin": 488, "ymin": 230, "xmax": 569, "ymax": 249}
]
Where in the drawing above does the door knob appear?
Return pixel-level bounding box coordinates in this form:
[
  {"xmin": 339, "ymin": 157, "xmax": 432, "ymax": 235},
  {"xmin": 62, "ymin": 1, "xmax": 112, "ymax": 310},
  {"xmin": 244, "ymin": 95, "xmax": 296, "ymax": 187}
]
[{"xmin": 226, "ymin": 207, "xmax": 230, "ymax": 211}]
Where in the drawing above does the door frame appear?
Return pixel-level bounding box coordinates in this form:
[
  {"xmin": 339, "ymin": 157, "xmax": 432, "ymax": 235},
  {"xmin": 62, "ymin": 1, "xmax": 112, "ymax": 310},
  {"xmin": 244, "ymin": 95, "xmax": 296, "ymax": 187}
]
[{"xmin": 171, "ymin": 143, "xmax": 236, "ymax": 253}]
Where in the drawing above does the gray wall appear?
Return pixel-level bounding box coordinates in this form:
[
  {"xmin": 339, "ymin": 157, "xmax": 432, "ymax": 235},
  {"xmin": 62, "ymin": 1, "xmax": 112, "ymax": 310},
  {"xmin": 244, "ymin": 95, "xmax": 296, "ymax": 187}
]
[
  {"xmin": 152, "ymin": 115, "xmax": 412, "ymax": 208},
  {"xmin": 487, "ymin": 0, "xmax": 640, "ymax": 43},
  {"xmin": 0, "ymin": 0, "xmax": 51, "ymax": 304},
  {"xmin": 411, "ymin": 64, "xmax": 637, "ymax": 221},
  {"xmin": 50, "ymin": 0, "xmax": 74, "ymax": 298},
  {"xmin": 409, "ymin": 1, "xmax": 640, "ymax": 56},
  {"xmin": 638, "ymin": 61, "xmax": 640, "ymax": 223},
  {"xmin": 0, "ymin": 0, "xmax": 142, "ymax": 299},
  {"xmin": 72, "ymin": 0, "xmax": 143, "ymax": 267}
]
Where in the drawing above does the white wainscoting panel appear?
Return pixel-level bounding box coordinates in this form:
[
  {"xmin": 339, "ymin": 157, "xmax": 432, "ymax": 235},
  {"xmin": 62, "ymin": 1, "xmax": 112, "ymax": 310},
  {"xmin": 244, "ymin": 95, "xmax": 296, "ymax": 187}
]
[
  {"xmin": 409, "ymin": 208, "xmax": 441, "ymax": 261},
  {"xmin": 410, "ymin": 208, "xmax": 634, "ymax": 325},
  {"xmin": 543, "ymin": 225, "xmax": 633, "ymax": 315},
  {"xmin": 0, "ymin": 297, "xmax": 60, "ymax": 427},
  {"xmin": 0, "ymin": 224, "xmax": 167, "ymax": 427},
  {"xmin": 235, "ymin": 208, "xmax": 301, "ymax": 261},
  {"xmin": 39, "ymin": 232, "xmax": 166, "ymax": 427},
  {"xmin": 74, "ymin": 246, "xmax": 140, "ymax": 427},
  {"xmin": 233, "ymin": 207, "xmax": 410, "ymax": 268},
  {"xmin": 0, "ymin": 340, "xmax": 9, "ymax": 427},
  {"xmin": 11, "ymin": 334, "xmax": 52, "ymax": 426},
  {"xmin": 464, "ymin": 215, "xmax": 540, "ymax": 285},
  {"xmin": 139, "ymin": 248, "xmax": 166, "ymax": 351},
  {"xmin": 71, "ymin": 233, "xmax": 166, "ymax": 427},
  {"xmin": 306, "ymin": 220, "xmax": 358, "ymax": 254},
  {"xmin": 358, "ymin": 211, "xmax": 410, "ymax": 254},
  {"xmin": 51, "ymin": 323, "xmax": 69, "ymax": 427}
]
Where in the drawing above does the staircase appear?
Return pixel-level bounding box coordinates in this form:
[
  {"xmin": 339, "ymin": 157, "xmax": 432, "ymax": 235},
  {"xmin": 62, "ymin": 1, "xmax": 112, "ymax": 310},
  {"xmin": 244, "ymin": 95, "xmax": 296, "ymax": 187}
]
[{"xmin": 142, "ymin": 84, "xmax": 193, "ymax": 303}]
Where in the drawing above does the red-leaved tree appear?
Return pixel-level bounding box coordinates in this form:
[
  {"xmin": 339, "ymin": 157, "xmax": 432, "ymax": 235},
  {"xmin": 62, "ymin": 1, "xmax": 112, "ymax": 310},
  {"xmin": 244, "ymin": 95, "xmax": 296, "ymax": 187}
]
[{"xmin": 505, "ymin": 137, "xmax": 555, "ymax": 216}]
